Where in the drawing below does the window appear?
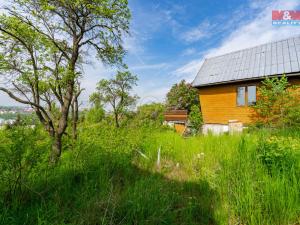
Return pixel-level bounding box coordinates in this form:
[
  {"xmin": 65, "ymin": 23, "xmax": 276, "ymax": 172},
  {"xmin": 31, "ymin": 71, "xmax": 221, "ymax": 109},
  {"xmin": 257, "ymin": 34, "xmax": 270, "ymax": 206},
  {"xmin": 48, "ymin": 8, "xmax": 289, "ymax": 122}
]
[
  {"xmin": 237, "ymin": 87, "xmax": 246, "ymax": 106},
  {"xmin": 247, "ymin": 86, "xmax": 256, "ymax": 105},
  {"xmin": 236, "ymin": 85, "xmax": 257, "ymax": 106}
]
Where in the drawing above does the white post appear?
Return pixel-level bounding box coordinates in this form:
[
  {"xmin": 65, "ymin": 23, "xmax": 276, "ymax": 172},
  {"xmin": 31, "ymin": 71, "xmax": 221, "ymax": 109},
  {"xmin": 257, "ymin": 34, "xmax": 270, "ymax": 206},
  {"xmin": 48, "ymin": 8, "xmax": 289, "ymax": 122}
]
[{"xmin": 157, "ymin": 146, "xmax": 161, "ymax": 168}]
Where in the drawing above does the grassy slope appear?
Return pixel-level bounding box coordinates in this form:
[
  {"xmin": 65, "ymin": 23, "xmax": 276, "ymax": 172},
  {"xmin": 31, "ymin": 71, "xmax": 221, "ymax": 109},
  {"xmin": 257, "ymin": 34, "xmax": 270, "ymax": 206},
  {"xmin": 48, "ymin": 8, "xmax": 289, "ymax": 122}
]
[{"xmin": 0, "ymin": 125, "xmax": 299, "ymax": 225}]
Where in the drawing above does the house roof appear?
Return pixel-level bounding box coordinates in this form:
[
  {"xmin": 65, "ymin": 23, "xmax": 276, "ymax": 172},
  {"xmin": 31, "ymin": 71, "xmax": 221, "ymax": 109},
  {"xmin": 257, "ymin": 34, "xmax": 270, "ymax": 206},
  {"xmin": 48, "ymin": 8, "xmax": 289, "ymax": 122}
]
[
  {"xmin": 164, "ymin": 110, "xmax": 188, "ymax": 122},
  {"xmin": 164, "ymin": 110, "xmax": 188, "ymax": 115},
  {"xmin": 192, "ymin": 36, "xmax": 300, "ymax": 87}
]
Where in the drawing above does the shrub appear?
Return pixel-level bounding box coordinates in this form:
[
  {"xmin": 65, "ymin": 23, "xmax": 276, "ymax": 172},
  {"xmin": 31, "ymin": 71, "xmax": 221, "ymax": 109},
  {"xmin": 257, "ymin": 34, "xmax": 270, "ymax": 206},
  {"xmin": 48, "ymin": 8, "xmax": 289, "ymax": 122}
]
[
  {"xmin": 134, "ymin": 103, "xmax": 165, "ymax": 127},
  {"xmin": 188, "ymin": 105, "xmax": 203, "ymax": 133},
  {"xmin": 166, "ymin": 80, "xmax": 199, "ymax": 112},
  {"xmin": 253, "ymin": 75, "xmax": 300, "ymax": 128},
  {"xmin": 0, "ymin": 127, "xmax": 49, "ymax": 205},
  {"xmin": 256, "ymin": 136, "xmax": 300, "ymax": 172},
  {"xmin": 83, "ymin": 107, "xmax": 105, "ymax": 124}
]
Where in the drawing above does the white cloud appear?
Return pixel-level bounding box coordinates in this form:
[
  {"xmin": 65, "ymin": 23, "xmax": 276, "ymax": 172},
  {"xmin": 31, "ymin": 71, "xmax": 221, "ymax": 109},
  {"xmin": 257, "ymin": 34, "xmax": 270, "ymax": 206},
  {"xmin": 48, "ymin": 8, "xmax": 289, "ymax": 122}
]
[
  {"xmin": 175, "ymin": 0, "xmax": 300, "ymax": 80},
  {"xmin": 130, "ymin": 63, "xmax": 168, "ymax": 71},
  {"xmin": 79, "ymin": 60, "xmax": 116, "ymax": 106},
  {"xmin": 207, "ymin": 0, "xmax": 300, "ymax": 57},
  {"xmin": 135, "ymin": 85, "xmax": 169, "ymax": 105},
  {"xmin": 0, "ymin": 0, "xmax": 7, "ymax": 8},
  {"xmin": 181, "ymin": 48, "xmax": 197, "ymax": 56},
  {"xmin": 123, "ymin": 30, "xmax": 144, "ymax": 55},
  {"xmin": 174, "ymin": 59, "xmax": 204, "ymax": 81},
  {"xmin": 79, "ymin": 61, "xmax": 170, "ymax": 107},
  {"xmin": 180, "ymin": 21, "xmax": 212, "ymax": 43},
  {"xmin": 249, "ymin": 0, "xmax": 271, "ymax": 10}
]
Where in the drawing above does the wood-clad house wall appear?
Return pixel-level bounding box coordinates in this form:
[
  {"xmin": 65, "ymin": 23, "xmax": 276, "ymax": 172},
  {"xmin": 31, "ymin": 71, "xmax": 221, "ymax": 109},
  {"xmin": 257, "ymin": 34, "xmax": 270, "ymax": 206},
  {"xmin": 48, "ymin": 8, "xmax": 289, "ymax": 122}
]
[
  {"xmin": 198, "ymin": 76, "xmax": 300, "ymax": 125},
  {"xmin": 164, "ymin": 110, "xmax": 188, "ymax": 123},
  {"xmin": 174, "ymin": 124, "xmax": 186, "ymax": 134},
  {"xmin": 164, "ymin": 110, "xmax": 188, "ymax": 134}
]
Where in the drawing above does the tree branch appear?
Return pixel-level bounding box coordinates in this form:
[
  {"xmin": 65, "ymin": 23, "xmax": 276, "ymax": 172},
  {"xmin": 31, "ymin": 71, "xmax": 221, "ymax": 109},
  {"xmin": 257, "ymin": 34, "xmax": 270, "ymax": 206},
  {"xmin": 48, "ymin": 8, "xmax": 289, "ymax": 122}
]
[{"xmin": 0, "ymin": 86, "xmax": 52, "ymax": 123}]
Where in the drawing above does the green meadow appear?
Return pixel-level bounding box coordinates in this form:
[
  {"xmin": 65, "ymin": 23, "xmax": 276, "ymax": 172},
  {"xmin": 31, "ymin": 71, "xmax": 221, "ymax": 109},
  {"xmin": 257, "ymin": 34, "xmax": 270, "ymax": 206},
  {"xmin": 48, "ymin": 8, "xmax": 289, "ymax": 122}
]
[
  {"xmin": 0, "ymin": 1, "xmax": 300, "ymax": 224},
  {"xmin": 1, "ymin": 124, "xmax": 299, "ymax": 225}
]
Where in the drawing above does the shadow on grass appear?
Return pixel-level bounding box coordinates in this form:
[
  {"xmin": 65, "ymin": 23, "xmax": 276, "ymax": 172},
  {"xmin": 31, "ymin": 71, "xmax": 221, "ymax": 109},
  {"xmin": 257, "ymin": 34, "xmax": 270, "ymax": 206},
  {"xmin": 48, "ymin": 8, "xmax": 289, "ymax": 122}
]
[{"xmin": 1, "ymin": 151, "xmax": 220, "ymax": 225}]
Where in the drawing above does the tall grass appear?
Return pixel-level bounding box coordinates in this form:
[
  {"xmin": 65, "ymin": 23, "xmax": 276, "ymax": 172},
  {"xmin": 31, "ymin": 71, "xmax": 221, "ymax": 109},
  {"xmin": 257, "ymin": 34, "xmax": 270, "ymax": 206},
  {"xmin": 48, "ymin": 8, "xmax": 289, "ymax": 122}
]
[{"xmin": 0, "ymin": 124, "xmax": 299, "ymax": 224}]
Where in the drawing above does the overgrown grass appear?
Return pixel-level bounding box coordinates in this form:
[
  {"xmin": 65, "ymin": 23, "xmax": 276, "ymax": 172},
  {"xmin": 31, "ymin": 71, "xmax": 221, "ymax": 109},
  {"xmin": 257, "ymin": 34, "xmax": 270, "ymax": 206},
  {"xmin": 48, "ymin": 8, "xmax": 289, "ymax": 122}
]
[{"xmin": 0, "ymin": 124, "xmax": 299, "ymax": 225}]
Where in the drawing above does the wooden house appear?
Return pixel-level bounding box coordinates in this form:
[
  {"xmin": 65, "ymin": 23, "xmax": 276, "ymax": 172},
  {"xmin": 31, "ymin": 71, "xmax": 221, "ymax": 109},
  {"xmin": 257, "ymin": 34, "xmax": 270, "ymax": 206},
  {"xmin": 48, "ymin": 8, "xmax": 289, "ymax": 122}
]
[
  {"xmin": 192, "ymin": 36, "xmax": 300, "ymax": 134},
  {"xmin": 164, "ymin": 110, "xmax": 188, "ymax": 134}
]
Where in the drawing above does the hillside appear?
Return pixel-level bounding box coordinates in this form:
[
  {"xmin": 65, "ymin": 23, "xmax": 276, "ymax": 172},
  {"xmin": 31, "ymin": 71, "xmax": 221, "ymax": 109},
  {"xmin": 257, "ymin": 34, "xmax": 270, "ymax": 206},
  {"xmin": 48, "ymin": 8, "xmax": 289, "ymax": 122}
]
[{"xmin": 0, "ymin": 124, "xmax": 299, "ymax": 225}]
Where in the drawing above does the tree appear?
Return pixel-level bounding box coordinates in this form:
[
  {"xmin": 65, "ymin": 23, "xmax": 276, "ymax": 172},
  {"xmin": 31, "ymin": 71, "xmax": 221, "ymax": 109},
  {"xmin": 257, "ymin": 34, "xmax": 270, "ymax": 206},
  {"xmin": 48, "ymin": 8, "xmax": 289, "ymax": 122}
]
[
  {"xmin": 135, "ymin": 103, "xmax": 165, "ymax": 126},
  {"xmin": 89, "ymin": 92, "xmax": 103, "ymax": 109},
  {"xmin": 93, "ymin": 71, "xmax": 138, "ymax": 127},
  {"xmin": 0, "ymin": 0, "xmax": 130, "ymax": 161},
  {"xmin": 253, "ymin": 75, "xmax": 300, "ymax": 128},
  {"xmin": 166, "ymin": 80, "xmax": 199, "ymax": 112},
  {"xmin": 188, "ymin": 105, "xmax": 203, "ymax": 133},
  {"xmin": 84, "ymin": 107, "xmax": 105, "ymax": 124},
  {"xmin": 84, "ymin": 92, "xmax": 105, "ymax": 124},
  {"xmin": 71, "ymin": 81, "xmax": 83, "ymax": 140}
]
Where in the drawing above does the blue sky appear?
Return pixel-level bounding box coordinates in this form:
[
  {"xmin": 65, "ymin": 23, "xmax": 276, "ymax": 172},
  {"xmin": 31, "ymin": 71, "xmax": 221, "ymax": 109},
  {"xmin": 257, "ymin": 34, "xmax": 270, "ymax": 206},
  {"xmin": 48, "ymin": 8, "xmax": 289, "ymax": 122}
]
[{"xmin": 1, "ymin": 0, "xmax": 300, "ymax": 106}]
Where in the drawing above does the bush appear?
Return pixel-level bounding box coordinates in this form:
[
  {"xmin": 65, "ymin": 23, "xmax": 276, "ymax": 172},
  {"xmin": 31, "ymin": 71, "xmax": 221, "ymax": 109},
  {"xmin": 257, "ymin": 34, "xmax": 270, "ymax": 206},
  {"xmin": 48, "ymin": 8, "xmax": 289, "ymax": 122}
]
[
  {"xmin": 83, "ymin": 107, "xmax": 105, "ymax": 124},
  {"xmin": 253, "ymin": 76, "xmax": 300, "ymax": 128},
  {"xmin": 188, "ymin": 105, "xmax": 203, "ymax": 133},
  {"xmin": 0, "ymin": 127, "xmax": 49, "ymax": 205},
  {"xmin": 256, "ymin": 136, "xmax": 300, "ymax": 172},
  {"xmin": 166, "ymin": 80, "xmax": 199, "ymax": 112},
  {"xmin": 134, "ymin": 103, "xmax": 165, "ymax": 127}
]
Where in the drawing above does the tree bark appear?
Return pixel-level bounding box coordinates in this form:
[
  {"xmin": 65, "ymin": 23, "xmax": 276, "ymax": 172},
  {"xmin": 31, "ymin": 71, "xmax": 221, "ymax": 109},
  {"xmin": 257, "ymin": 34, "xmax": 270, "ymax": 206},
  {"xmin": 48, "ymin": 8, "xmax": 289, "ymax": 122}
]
[
  {"xmin": 71, "ymin": 96, "xmax": 79, "ymax": 140},
  {"xmin": 114, "ymin": 112, "xmax": 120, "ymax": 128},
  {"xmin": 50, "ymin": 134, "xmax": 62, "ymax": 163},
  {"xmin": 71, "ymin": 87, "xmax": 81, "ymax": 140}
]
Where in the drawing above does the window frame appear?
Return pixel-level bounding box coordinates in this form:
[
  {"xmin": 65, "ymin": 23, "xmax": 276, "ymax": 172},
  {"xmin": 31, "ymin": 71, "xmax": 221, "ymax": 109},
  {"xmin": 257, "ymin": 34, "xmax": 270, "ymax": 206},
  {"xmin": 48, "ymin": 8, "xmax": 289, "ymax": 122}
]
[
  {"xmin": 236, "ymin": 86, "xmax": 246, "ymax": 107},
  {"xmin": 247, "ymin": 85, "xmax": 257, "ymax": 106},
  {"xmin": 236, "ymin": 84, "xmax": 257, "ymax": 107}
]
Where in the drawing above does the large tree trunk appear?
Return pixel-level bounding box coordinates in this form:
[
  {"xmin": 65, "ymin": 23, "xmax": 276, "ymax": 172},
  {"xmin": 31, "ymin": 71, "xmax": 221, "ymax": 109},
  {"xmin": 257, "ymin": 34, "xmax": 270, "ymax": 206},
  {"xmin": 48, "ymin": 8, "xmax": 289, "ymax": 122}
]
[
  {"xmin": 50, "ymin": 134, "xmax": 62, "ymax": 163},
  {"xmin": 71, "ymin": 92, "xmax": 79, "ymax": 140},
  {"xmin": 50, "ymin": 100, "xmax": 71, "ymax": 162},
  {"xmin": 114, "ymin": 112, "xmax": 119, "ymax": 128}
]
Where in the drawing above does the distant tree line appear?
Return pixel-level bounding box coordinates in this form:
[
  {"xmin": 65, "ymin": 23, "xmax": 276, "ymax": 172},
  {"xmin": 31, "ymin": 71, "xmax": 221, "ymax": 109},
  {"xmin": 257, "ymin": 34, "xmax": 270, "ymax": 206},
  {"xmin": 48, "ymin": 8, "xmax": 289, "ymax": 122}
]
[{"xmin": 84, "ymin": 78, "xmax": 203, "ymax": 133}]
